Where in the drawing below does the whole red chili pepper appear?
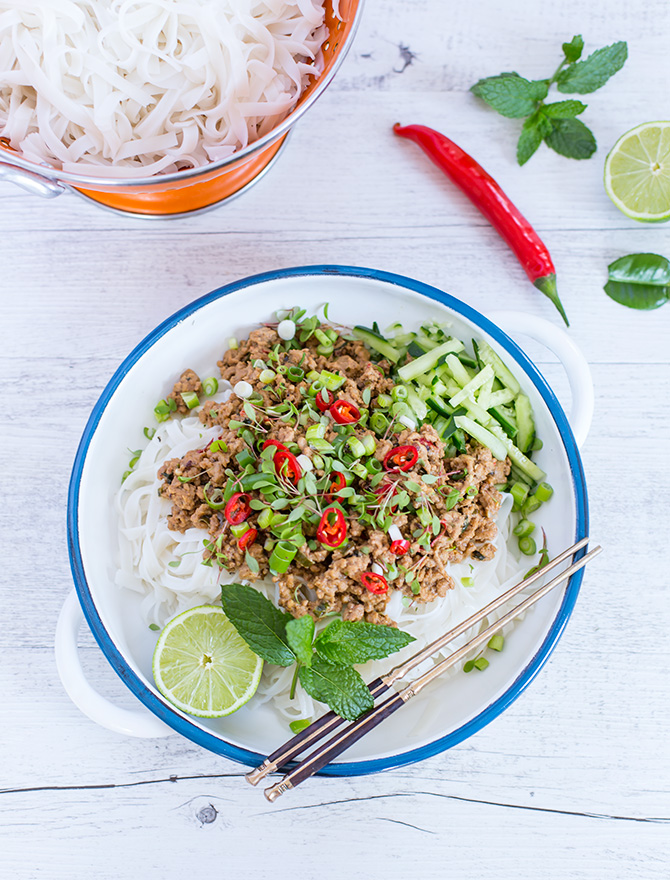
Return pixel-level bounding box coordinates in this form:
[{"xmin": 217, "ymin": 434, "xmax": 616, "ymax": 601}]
[
  {"xmin": 316, "ymin": 506, "xmax": 347, "ymax": 547},
  {"xmin": 224, "ymin": 492, "xmax": 251, "ymax": 525},
  {"xmin": 238, "ymin": 528, "xmax": 258, "ymax": 551},
  {"xmin": 360, "ymin": 572, "xmax": 389, "ymax": 594},
  {"xmin": 330, "ymin": 399, "xmax": 361, "ymax": 424},
  {"xmin": 393, "ymin": 123, "xmax": 569, "ymax": 326},
  {"xmin": 384, "ymin": 445, "xmax": 419, "ymax": 472},
  {"xmin": 389, "ymin": 538, "xmax": 410, "ymax": 556}
]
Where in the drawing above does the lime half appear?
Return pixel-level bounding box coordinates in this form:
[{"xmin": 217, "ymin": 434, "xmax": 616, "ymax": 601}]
[
  {"xmin": 604, "ymin": 121, "xmax": 670, "ymax": 222},
  {"xmin": 152, "ymin": 605, "xmax": 263, "ymax": 718}
]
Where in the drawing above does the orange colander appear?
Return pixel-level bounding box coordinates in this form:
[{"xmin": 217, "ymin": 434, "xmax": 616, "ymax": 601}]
[{"xmin": 0, "ymin": 0, "xmax": 363, "ymax": 218}]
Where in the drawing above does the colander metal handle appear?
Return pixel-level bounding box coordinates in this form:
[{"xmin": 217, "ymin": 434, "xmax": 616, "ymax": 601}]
[
  {"xmin": 55, "ymin": 590, "xmax": 173, "ymax": 738},
  {"xmin": 0, "ymin": 160, "xmax": 66, "ymax": 198},
  {"xmin": 487, "ymin": 310, "xmax": 594, "ymax": 449}
]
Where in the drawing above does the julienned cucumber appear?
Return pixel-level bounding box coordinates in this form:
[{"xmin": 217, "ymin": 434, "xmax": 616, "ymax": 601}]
[
  {"xmin": 476, "ymin": 341, "xmax": 521, "ymax": 395},
  {"xmin": 454, "ymin": 415, "xmax": 508, "ymax": 461},
  {"xmin": 488, "ymin": 424, "xmax": 546, "ymax": 483},
  {"xmin": 397, "ymin": 339, "xmax": 464, "ymax": 383},
  {"xmin": 352, "ymin": 326, "xmax": 401, "ymax": 363},
  {"xmin": 514, "ymin": 394, "xmax": 535, "ymax": 454}
]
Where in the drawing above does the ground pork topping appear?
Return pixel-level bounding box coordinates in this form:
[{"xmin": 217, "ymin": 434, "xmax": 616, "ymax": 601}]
[{"xmin": 156, "ymin": 316, "xmax": 513, "ymax": 624}]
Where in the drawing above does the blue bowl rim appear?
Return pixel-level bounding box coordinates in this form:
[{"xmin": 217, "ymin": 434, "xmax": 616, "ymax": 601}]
[{"xmin": 67, "ymin": 264, "xmax": 589, "ymax": 777}]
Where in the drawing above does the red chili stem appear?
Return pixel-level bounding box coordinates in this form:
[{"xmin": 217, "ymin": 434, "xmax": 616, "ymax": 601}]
[{"xmin": 393, "ymin": 123, "xmax": 569, "ymax": 326}]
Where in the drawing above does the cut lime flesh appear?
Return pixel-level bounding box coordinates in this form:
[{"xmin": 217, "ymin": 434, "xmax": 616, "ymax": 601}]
[
  {"xmin": 604, "ymin": 122, "xmax": 670, "ymax": 222},
  {"xmin": 152, "ymin": 605, "xmax": 263, "ymax": 718}
]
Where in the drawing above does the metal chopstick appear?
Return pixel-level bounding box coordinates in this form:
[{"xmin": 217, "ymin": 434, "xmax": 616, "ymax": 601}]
[
  {"xmin": 245, "ymin": 536, "xmax": 589, "ymax": 785},
  {"xmin": 263, "ymin": 544, "xmax": 602, "ymax": 801}
]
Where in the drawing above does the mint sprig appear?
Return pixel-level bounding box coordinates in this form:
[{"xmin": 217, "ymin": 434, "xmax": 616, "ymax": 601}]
[
  {"xmin": 220, "ymin": 583, "xmax": 415, "ymax": 721},
  {"xmin": 471, "ymin": 37, "xmax": 627, "ymax": 165}
]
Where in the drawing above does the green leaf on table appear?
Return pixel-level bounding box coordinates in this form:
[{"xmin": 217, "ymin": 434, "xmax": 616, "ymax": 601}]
[
  {"xmin": 516, "ymin": 112, "xmax": 552, "ymax": 165},
  {"xmin": 470, "ymin": 73, "xmax": 547, "ymax": 118},
  {"xmin": 544, "ymin": 118, "xmax": 597, "ymax": 159},
  {"xmin": 557, "ymin": 41, "xmax": 628, "ymax": 94},
  {"xmin": 541, "ymin": 100, "xmax": 587, "ymax": 118},
  {"xmin": 314, "ymin": 619, "xmax": 415, "ymax": 666},
  {"xmin": 285, "ymin": 615, "xmax": 315, "ymax": 667},
  {"xmin": 298, "ymin": 656, "xmax": 374, "ymax": 721},
  {"xmin": 220, "ymin": 583, "xmax": 295, "ymax": 666},
  {"xmin": 562, "ymin": 34, "xmax": 585, "ymax": 63},
  {"xmin": 604, "ymin": 253, "xmax": 670, "ymax": 310}
]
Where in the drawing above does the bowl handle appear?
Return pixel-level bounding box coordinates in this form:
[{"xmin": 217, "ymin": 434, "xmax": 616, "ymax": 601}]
[
  {"xmin": 55, "ymin": 590, "xmax": 173, "ymax": 738},
  {"xmin": 0, "ymin": 161, "xmax": 66, "ymax": 198},
  {"xmin": 487, "ymin": 311, "xmax": 594, "ymax": 448}
]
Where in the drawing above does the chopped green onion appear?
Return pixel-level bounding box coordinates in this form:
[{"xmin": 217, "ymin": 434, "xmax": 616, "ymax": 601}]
[
  {"xmin": 463, "ymin": 659, "xmax": 476, "ymax": 673},
  {"xmin": 202, "ymin": 377, "xmax": 219, "ymax": 396},
  {"xmin": 319, "ymin": 370, "xmax": 345, "ymax": 391},
  {"xmin": 317, "ymin": 343, "xmax": 334, "ymax": 356},
  {"xmin": 474, "ymin": 656, "xmax": 489, "ymax": 671},
  {"xmin": 143, "ymin": 426, "xmax": 155, "ymax": 440},
  {"xmin": 534, "ymin": 482, "xmax": 554, "ymax": 503},
  {"xmin": 308, "ymin": 438, "xmax": 334, "ymax": 453},
  {"xmin": 306, "ymin": 370, "xmax": 320, "ymax": 382},
  {"xmin": 518, "ymin": 535, "xmax": 537, "ymax": 556},
  {"xmin": 366, "ymin": 457, "xmax": 382, "ymax": 474},
  {"xmin": 289, "ymin": 719, "xmax": 312, "ymax": 734},
  {"xmin": 351, "ymin": 462, "xmax": 368, "ymax": 479},
  {"xmin": 347, "ymin": 437, "xmax": 366, "ymax": 458},
  {"xmin": 228, "ymin": 337, "xmax": 239, "ymax": 350},
  {"xmin": 360, "ymin": 434, "xmax": 376, "ymax": 456},
  {"xmin": 523, "ymin": 496, "xmax": 542, "ymax": 516},
  {"xmin": 391, "ymin": 385, "xmax": 408, "ymax": 402},
  {"xmin": 510, "ymin": 481, "xmax": 529, "ymax": 510},
  {"xmin": 314, "ymin": 329, "xmax": 330, "ymax": 346},
  {"xmin": 306, "ymin": 423, "xmax": 326, "ymax": 441},
  {"xmin": 488, "ymin": 634, "xmax": 504, "ymax": 652},
  {"xmin": 257, "ymin": 508, "xmax": 274, "ymax": 529},
  {"xmin": 308, "ymin": 381, "xmax": 323, "ymax": 397},
  {"xmin": 375, "ymin": 393, "xmax": 392, "ymax": 409},
  {"xmin": 121, "ymin": 469, "xmax": 132, "ymax": 482},
  {"xmin": 461, "ymin": 576, "xmax": 475, "ymax": 588},
  {"xmin": 513, "ymin": 519, "xmax": 535, "ymax": 538},
  {"xmin": 230, "ymin": 523, "xmax": 250, "ymax": 539},
  {"xmin": 180, "ymin": 391, "xmax": 200, "ymax": 409},
  {"xmin": 269, "ymin": 540, "xmax": 298, "ymax": 574},
  {"xmin": 312, "ymin": 454, "xmax": 325, "ymax": 470},
  {"xmin": 259, "ymin": 369, "xmax": 276, "ymax": 384},
  {"xmin": 287, "ymin": 366, "xmax": 305, "ymax": 382},
  {"xmin": 203, "ymin": 483, "xmax": 227, "ymax": 510},
  {"xmin": 370, "ymin": 412, "xmax": 389, "ymax": 434}
]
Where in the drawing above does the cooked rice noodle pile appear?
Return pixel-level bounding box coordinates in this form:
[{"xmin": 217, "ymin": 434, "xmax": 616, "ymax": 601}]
[
  {"xmin": 116, "ymin": 408, "xmax": 530, "ymax": 727},
  {"xmin": 0, "ymin": 0, "xmax": 333, "ymax": 177}
]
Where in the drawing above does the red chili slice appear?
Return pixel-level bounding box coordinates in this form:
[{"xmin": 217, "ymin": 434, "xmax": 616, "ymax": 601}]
[
  {"xmin": 360, "ymin": 572, "xmax": 389, "ymax": 594},
  {"xmin": 390, "ymin": 539, "xmax": 410, "ymax": 556},
  {"xmin": 383, "ymin": 445, "xmax": 419, "ymax": 471},
  {"xmin": 315, "ymin": 389, "xmax": 332, "ymax": 413},
  {"xmin": 330, "ymin": 399, "xmax": 361, "ymax": 424},
  {"xmin": 316, "ymin": 507, "xmax": 347, "ymax": 547},
  {"xmin": 224, "ymin": 493, "xmax": 251, "ymax": 525},
  {"xmin": 274, "ymin": 448, "xmax": 302, "ymax": 483},
  {"xmin": 326, "ymin": 471, "xmax": 347, "ymax": 502},
  {"xmin": 238, "ymin": 528, "xmax": 258, "ymax": 551}
]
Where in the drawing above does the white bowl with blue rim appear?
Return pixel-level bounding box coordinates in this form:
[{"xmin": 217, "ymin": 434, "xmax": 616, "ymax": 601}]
[{"xmin": 57, "ymin": 266, "xmax": 593, "ymax": 774}]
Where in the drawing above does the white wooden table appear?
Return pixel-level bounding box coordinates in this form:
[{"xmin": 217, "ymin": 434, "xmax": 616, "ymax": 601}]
[{"xmin": 2, "ymin": 1, "xmax": 669, "ymax": 877}]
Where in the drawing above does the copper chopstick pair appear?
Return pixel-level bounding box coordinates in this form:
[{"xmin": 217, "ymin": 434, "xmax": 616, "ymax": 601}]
[{"xmin": 245, "ymin": 537, "xmax": 600, "ymax": 801}]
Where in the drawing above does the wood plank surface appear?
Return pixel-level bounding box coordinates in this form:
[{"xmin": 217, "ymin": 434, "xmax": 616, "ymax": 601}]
[{"xmin": 1, "ymin": 0, "xmax": 669, "ymax": 877}]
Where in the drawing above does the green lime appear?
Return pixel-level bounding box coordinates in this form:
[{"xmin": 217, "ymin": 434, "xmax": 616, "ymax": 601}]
[
  {"xmin": 152, "ymin": 605, "xmax": 263, "ymax": 717},
  {"xmin": 604, "ymin": 121, "xmax": 670, "ymax": 222}
]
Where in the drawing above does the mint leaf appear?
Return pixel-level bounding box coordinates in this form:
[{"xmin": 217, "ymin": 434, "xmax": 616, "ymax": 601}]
[
  {"xmin": 516, "ymin": 112, "xmax": 552, "ymax": 165},
  {"xmin": 314, "ymin": 620, "xmax": 415, "ymax": 666},
  {"xmin": 562, "ymin": 35, "xmax": 584, "ymax": 63},
  {"xmin": 220, "ymin": 583, "xmax": 295, "ymax": 666},
  {"xmin": 557, "ymin": 41, "xmax": 628, "ymax": 94},
  {"xmin": 605, "ymin": 253, "xmax": 670, "ymax": 310},
  {"xmin": 541, "ymin": 100, "xmax": 587, "ymax": 118},
  {"xmin": 544, "ymin": 118, "xmax": 596, "ymax": 159},
  {"xmin": 285, "ymin": 615, "xmax": 315, "ymax": 666},
  {"xmin": 298, "ymin": 656, "xmax": 374, "ymax": 721},
  {"xmin": 470, "ymin": 73, "xmax": 544, "ymax": 118}
]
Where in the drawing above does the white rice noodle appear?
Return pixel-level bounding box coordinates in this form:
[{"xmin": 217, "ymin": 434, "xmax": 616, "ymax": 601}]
[
  {"xmin": 115, "ymin": 412, "xmax": 536, "ymax": 726},
  {"xmin": 0, "ymin": 1, "xmax": 338, "ymax": 177}
]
